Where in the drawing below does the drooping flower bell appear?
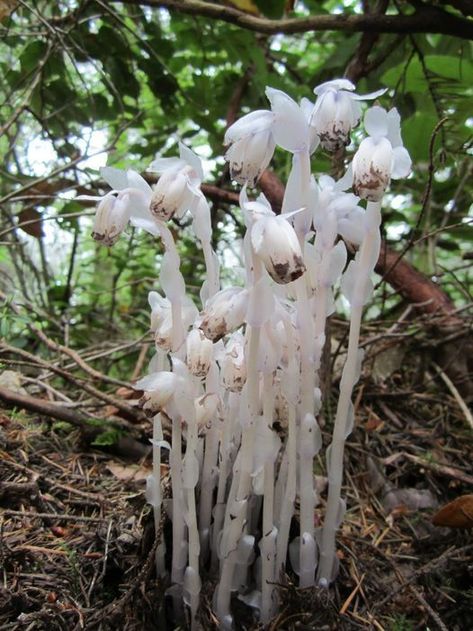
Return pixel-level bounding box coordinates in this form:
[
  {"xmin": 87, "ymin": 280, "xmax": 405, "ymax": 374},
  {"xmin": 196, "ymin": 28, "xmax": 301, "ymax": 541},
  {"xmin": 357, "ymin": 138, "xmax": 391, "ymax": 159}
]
[
  {"xmin": 186, "ymin": 328, "xmax": 214, "ymax": 377},
  {"xmin": 91, "ymin": 193, "xmax": 131, "ymax": 246},
  {"xmin": 200, "ymin": 287, "xmax": 249, "ymax": 342},
  {"xmin": 352, "ymin": 106, "xmax": 412, "ymax": 201},
  {"xmin": 224, "ymin": 87, "xmax": 312, "ymax": 187},
  {"xmin": 148, "ymin": 142, "xmax": 204, "ymax": 221},
  {"xmin": 224, "ymin": 110, "xmax": 276, "ymax": 187},
  {"xmin": 241, "ymin": 187, "xmax": 306, "ymax": 285},
  {"xmin": 135, "ymin": 371, "xmax": 180, "ymax": 417},
  {"xmin": 221, "ymin": 332, "xmax": 247, "ymax": 392},
  {"xmin": 310, "ymin": 79, "xmax": 386, "ymax": 152}
]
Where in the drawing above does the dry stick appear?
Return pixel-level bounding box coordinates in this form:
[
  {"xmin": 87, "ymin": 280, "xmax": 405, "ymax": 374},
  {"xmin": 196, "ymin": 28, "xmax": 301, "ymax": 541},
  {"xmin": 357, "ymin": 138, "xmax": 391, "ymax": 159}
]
[
  {"xmin": 0, "ymin": 342, "xmax": 143, "ymax": 422},
  {"xmin": 432, "ymin": 361, "xmax": 473, "ymax": 431},
  {"xmin": 2, "ymin": 509, "xmax": 106, "ymax": 523},
  {"xmin": 0, "ymin": 292, "xmax": 130, "ymax": 389}
]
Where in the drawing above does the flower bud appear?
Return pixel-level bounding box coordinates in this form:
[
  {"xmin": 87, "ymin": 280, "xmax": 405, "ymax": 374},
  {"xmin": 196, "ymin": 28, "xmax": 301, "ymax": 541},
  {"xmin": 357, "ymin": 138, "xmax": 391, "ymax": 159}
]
[
  {"xmin": 224, "ymin": 110, "xmax": 275, "ymax": 187},
  {"xmin": 352, "ymin": 136, "xmax": 393, "ymax": 201},
  {"xmin": 92, "ymin": 193, "xmax": 130, "ymax": 246},
  {"xmin": 195, "ymin": 393, "xmax": 220, "ymax": 430},
  {"xmin": 135, "ymin": 371, "xmax": 179, "ymax": 416},
  {"xmin": 150, "ymin": 166, "xmax": 194, "ymax": 221},
  {"xmin": 221, "ymin": 334, "xmax": 247, "ymax": 392},
  {"xmin": 251, "ymin": 215, "xmax": 306, "ymax": 284},
  {"xmin": 186, "ymin": 328, "xmax": 213, "ymax": 377},
  {"xmin": 200, "ymin": 287, "xmax": 248, "ymax": 342},
  {"xmin": 310, "ymin": 79, "xmax": 386, "ymax": 152}
]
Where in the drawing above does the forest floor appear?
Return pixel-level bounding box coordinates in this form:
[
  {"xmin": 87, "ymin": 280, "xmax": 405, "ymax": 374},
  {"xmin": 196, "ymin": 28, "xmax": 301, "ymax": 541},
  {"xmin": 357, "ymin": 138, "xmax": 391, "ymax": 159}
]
[{"xmin": 1, "ymin": 324, "xmax": 472, "ymax": 631}]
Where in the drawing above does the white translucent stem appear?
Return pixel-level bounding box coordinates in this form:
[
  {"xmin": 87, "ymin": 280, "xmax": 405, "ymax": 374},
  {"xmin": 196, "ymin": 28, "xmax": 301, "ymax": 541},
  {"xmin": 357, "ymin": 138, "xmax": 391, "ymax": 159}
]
[
  {"xmin": 199, "ymin": 364, "xmax": 220, "ymax": 561},
  {"xmin": 295, "ymin": 274, "xmax": 317, "ymax": 587},
  {"xmin": 216, "ymin": 325, "xmax": 260, "ymax": 623},
  {"xmin": 317, "ymin": 200, "xmax": 382, "ymax": 585},
  {"xmin": 211, "ymin": 392, "xmax": 238, "ymax": 571},
  {"xmin": 171, "ymin": 415, "xmax": 186, "ymax": 585},
  {"xmin": 152, "ymin": 414, "xmax": 166, "ymax": 576},
  {"xmin": 276, "ymin": 402, "xmax": 296, "ymax": 575},
  {"xmin": 199, "ymin": 419, "xmax": 219, "ymax": 560},
  {"xmin": 202, "ymin": 240, "xmax": 220, "ymax": 299},
  {"xmin": 261, "ymin": 372, "xmax": 276, "ymax": 623}
]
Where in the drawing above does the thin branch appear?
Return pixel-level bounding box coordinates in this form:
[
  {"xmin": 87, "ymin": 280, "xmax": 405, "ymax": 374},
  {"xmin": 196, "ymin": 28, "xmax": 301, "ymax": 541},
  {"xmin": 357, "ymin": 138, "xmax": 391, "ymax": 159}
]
[{"xmin": 117, "ymin": 0, "xmax": 473, "ymax": 40}]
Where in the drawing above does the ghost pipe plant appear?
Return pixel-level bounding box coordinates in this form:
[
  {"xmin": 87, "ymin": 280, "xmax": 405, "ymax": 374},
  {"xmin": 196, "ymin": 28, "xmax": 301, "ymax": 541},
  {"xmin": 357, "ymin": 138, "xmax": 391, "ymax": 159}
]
[{"xmin": 79, "ymin": 78, "xmax": 412, "ymax": 629}]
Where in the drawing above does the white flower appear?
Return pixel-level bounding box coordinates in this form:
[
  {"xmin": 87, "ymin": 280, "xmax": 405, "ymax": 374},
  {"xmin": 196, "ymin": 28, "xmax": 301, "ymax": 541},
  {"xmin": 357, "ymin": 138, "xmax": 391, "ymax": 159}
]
[
  {"xmin": 186, "ymin": 328, "xmax": 214, "ymax": 377},
  {"xmin": 194, "ymin": 393, "xmax": 220, "ymax": 429},
  {"xmin": 265, "ymin": 87, "xmax": 311, "ymax": 153},
  {"xmin": 352, "ymin": 106, "xmax": 412, "ymax": 201},
  {"xmin": 153, "ymin": 296, "xmax": 199, "ymax": 351},
  {"xmin": 221, "ymin": 333, "xmax": 247, "ymax": 392},
  {"xmin": 224, "ymin": 110, "xmax": 275, "ymax": 186},
  {"xmin": 91, "ymin": 193, "xmax": 131, "ymax": 246},
  {"xmin": 224, "ymin": 87, "xmax": 311, "ymax": 186},
  {"xmin": 135, "ymin": 371, "xmax": 180, "ymax": 417},
  {"xmin": 78, "ymin": 167, "xmax": 156, "ymax": 243},
  {"xmin": 240, "ymin": 186, "xmax": 306, "ymax": 285},
  {"xmin": 200, "ymin": 287, "xmax": 248, "ymax": 341},
  {"xmin": 315, "ymin": 175, "xmax": 365, "ymax": 246},
  {"xmin": 148, "ymin": 142, "xmax": 204, "ymax": 220},
  {"xmin": 310, "ymin": 78, "xmax": 386, "ymax": 151}
]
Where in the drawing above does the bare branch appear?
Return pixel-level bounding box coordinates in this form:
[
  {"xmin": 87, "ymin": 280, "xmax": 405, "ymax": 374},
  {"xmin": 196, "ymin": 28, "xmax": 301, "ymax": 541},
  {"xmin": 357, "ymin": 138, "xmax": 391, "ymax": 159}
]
[{"xmin": 117, "ymin": 0, "xmax": 473, "ymax": 40}]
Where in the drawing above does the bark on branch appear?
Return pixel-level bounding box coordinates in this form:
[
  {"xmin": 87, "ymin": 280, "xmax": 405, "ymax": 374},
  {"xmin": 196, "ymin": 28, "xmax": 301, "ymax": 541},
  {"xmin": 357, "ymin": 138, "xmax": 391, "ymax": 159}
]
[{"xmin": 118, "ymin": 0, "xmax": 473, "ymax": 40}]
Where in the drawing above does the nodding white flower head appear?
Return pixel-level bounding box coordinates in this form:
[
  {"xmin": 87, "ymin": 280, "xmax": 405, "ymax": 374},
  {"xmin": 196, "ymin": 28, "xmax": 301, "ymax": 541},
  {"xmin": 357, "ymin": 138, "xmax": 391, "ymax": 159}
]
[
  {"xmin": 78, "ymin": 167, "xmax": 155, "ymax": 243},
  {"xmin": 135, "ymin": 370, "xmax": 180, "ymax": 417},
  {"xmin": 91, "ymin": 193, "xmax": 131, "ymax": 246},
  {"xmin": 200, "ymin": 287, "xmax": 249, "ymax": 342},
  {"xmin": 352, "ymin": 106, "xmax": 412, "ymax": 201},
  {"xmin": 221, "ymin": 333, "xmax": 247, "ymax": 392},
  {"xmin": 186, "ymin": 328, "xmax": 214, "ymax": 377},
  {"xmin": 315, "ymin": 175, "xmax": 365, "ymax": 246},
  {"xmin": 153, "ymin": 296, "xmax": 198, "ymax": 352},
  {"xmin": 251, "ymin": 214, "xmax": 306, "ymax": 284},
  {"xmin": 310, "ymin": 78, "xmax": 386, "ymax": 152},
  {"xmin": 224, "ymin": 110, "xmax": 275, "ymax": 187},
  {"xmin": 240, "ymin": 186, "xmax": 306, "ymax": 285},
  {"xmin": 194, "ymin": 393, "xmax": 220, "ymax": 430},
  {"xmin": 148, "ymin": 142, "xmax": 204, "ymax": 221},
  {"xmin": 224, "ymin": 87, "xmax": 312, "ymax": 186}
]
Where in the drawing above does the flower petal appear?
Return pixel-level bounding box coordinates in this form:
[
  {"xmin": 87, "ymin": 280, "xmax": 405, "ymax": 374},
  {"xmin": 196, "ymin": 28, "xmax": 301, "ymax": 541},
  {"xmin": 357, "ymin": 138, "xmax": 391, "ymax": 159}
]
[
  {"xmin": 314, "ymin": 78, "xmax": 355, "ymax": 95},
  {"xmin": 266, "ymin": 87, "xmax": 309, "ymax": 152},
  {"xmin": 364, "ymin": 106, "xmax": 388, "ymax": 138},
  {"xmin": 386, "ymin": 107, "xmax": 403, "ymax": 147},
  {"xmin": 126, "ymin": 169, "xmax": 152, "ymax": 196},
  {"xmin": 351, "ymin": 87, "xmax": 387, "ymax": 101},
  {"xmin": 391, "ymin": 146, "xmax": 412, "ymax": 179},
  {"xmin": 179, "ymin": 142, "xmax": 204, "ymax": 181},
  {"xmin": 224, "ymin": 110, "xmax": 274, "ymax": 144},
  {"xmin": 101, "ymin": 166, "xmax": 129, "ymax": 190}
]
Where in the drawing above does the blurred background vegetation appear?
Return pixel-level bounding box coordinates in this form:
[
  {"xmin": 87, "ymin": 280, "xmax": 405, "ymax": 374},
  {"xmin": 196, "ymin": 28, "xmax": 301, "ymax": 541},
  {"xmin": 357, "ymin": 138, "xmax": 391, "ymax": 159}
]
[{"xmin": 0, "ymin": 0, "xmax": 471, "ymax": 382}]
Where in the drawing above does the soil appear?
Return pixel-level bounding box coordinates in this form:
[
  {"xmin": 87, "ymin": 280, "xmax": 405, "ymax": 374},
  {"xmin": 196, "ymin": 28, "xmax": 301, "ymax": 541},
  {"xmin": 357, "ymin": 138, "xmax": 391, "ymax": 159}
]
[{"xmin": 1, "ymin": 331, "xmax": 472, "ymax": 631}]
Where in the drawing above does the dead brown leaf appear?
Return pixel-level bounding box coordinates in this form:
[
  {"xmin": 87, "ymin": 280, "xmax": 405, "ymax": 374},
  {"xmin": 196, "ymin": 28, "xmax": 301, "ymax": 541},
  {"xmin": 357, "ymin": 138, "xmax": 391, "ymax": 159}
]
[
  {"xmin": 106, "ymin": 461, "xmax": 152, "ymax": 482},
  {"xmin": 432, "ymin": 494, "xmax": 473, "ymax": 528}
]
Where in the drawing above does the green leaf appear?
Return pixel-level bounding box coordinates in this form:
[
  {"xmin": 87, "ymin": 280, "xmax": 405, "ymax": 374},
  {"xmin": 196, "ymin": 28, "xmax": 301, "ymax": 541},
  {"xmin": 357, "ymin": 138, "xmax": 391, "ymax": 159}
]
[
  {"xmin": 254, "ymin": 0, "xmax": 286, "ymax": 19},
  {"xmin": 92, "ymin": 429, "xmax": 124, "ymax": 446},
  {"xmin": 382, "ymin": 55, "xmax": 473, "ymax": 94}
]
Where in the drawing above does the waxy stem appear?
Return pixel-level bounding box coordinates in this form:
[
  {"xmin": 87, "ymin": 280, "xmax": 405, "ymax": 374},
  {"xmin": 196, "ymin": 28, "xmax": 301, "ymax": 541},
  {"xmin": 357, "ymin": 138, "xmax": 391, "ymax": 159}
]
[{"xmin": 317, "ymin": 200, "xmax": 382, "ymax": 585}]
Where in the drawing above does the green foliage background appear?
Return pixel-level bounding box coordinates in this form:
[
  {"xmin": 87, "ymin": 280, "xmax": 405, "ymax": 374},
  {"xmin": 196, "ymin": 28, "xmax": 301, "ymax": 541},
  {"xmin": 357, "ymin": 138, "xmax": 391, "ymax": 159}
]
[{"xmin": 1, "ymin": 0, "xmax": 471, "ymax": 376}]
